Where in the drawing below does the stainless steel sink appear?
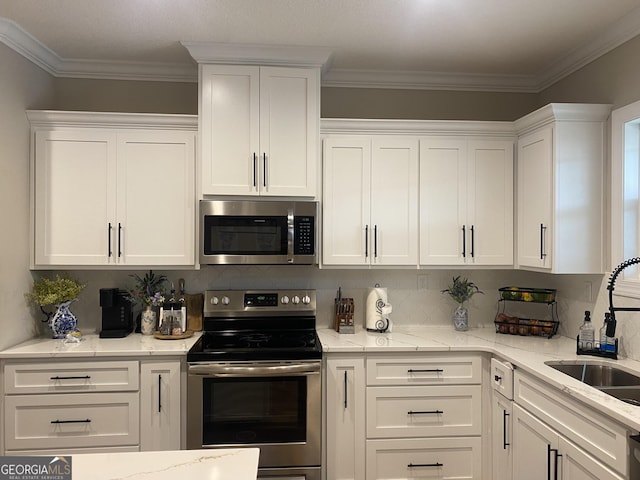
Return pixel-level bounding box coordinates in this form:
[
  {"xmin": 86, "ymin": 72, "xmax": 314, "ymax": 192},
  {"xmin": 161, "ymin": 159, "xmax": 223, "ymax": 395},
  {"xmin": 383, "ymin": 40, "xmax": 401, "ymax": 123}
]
[{"xmin": 545, "ymin": 360, "xmax": 640, "ymax": 406}]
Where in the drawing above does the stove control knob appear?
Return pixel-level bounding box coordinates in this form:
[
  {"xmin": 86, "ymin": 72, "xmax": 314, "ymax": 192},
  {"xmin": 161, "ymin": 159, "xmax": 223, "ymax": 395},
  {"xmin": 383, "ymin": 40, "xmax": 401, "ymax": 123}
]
[
  {"xmin": 292, "ymin": 295, "xmax": 301, "ymax": 304},
  {"xmin": 302, "ymin": 295, "xmax": 311, "ymax": 305},
  {"xmin": 281, "ymin": 295, "xmax": 290, "ymax": 304},
  {"xmin": 211, "ymin": 296, "xmax": 219, "ymax": 305},
  {"xmin": 221, "ymin": 296, "xmax": 230, "ymax": 305}
]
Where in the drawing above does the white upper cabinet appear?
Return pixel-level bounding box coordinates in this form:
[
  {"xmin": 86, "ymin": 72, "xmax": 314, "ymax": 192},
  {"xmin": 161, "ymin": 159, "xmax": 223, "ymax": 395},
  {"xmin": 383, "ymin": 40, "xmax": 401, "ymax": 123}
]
[
  {"xmin": 420, "ymin": 138, "xmax": 513, "ymax": 266},
  {"xmin": 323, "ymin": 136, "xmax": 419, "ymax": 266},
  {"xmin": 515, "ymin": 104, "xmax": 611, "ymax": 273},
  {"xmin": 200, "ymin": 64, "xmax": 319, "ymax": 197},
  {"xmin": 30, "ymin": 111, "xmax": 197, "ymax": 268}
]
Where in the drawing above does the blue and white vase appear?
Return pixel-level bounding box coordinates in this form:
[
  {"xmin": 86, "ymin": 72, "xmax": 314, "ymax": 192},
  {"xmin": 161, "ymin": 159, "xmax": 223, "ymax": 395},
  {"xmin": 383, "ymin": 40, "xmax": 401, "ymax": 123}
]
[{"xmin": 48, "ymin": 300, "xmax": 79, "ymax": 339}]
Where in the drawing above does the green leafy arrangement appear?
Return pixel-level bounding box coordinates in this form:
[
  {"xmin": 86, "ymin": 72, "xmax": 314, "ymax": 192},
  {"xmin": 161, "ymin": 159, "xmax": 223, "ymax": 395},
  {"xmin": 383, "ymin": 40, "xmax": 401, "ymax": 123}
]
[
  {"xmin": 26, "ymin": 275, "xmax": 86, "ymax": 306},
  {"xmin": 441, "ymin": 276, "xmax": 483, "ymax": 304},
  {"xmin": 127, "ymin": 270, "xmax": 167, "ymax": 306}
]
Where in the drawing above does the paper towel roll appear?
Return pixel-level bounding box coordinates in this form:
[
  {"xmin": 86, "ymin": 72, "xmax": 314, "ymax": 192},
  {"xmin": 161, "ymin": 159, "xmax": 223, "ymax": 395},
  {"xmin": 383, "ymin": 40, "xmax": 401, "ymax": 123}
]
[{"xmin": 366, "ymin": 286, "xmax": 392, "ymax": 332}]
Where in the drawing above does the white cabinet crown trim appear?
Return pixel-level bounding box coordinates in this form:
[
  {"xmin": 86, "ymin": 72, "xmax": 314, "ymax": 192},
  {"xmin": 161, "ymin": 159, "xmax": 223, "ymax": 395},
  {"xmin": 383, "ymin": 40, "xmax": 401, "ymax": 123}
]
[
  {"xmin": 182, "ymin": 41, "xmax": 333, "ymax": 71},
  {"xmin": 26, "ymin": 110, "xmax": 197, "ymax": 130},
  {"xmin": 514, "ymin": 103, "xmax": 612, "ymax": 135},
  {"xmin": 321, "ymin": 118, "xmax": 515, "ymax": 136}
]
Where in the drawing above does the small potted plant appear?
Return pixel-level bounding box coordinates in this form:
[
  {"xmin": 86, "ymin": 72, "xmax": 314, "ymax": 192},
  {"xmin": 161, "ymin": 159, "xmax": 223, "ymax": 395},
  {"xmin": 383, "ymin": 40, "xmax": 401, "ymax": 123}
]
[
  {"xmin": 127, "ymin": 270, "xmax": 167, "ymax": 334},
  {"xmin": 441, "ymin": 276, "xmax": 483, "ymax": 331},
  {"xmin": 26, "ymin": 275, "xmax": 86, "ymax": 338}
]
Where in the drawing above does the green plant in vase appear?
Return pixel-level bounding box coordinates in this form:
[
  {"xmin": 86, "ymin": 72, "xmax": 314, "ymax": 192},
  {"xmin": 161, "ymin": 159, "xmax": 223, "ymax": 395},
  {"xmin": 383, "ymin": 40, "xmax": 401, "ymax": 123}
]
[
  {"xmin": 441, "ymin": 276, "xmax": 483, "ymax": 331},
  {"xmin": 26, "ymin": 275, "xmax": 86, "ymax": 339}
]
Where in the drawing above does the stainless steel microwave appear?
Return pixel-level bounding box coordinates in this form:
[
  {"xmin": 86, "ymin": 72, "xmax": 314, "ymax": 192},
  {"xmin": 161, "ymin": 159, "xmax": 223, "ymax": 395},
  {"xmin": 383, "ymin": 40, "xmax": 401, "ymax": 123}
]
[{"xmin": 199, "ymin": 200, "xmax": 317, "ymax": 265}]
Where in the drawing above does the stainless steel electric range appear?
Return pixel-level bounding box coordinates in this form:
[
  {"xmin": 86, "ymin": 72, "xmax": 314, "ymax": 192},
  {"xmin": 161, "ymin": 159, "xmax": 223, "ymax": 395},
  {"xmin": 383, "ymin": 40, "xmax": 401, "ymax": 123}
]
[{"xmin": 187, "ymin": 289, "xmax": 322, "ymax": 480}]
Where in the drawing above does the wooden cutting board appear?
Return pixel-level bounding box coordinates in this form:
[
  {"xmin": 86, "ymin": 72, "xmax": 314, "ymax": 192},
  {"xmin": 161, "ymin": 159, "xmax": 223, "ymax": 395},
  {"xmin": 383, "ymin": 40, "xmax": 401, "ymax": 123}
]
[{"xmin": 184, "ymin": 293, "xmax": 204, "ymax": 331}]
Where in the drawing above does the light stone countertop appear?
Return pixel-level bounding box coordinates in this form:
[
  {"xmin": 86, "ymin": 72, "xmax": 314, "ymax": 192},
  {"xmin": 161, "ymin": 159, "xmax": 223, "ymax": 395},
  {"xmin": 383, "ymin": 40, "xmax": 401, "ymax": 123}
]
[
  {"xmin": 318, "ymin": 326, "xmax": 640, "ymax": 433},
  {"xmin": 0, "ymin": 332, "xmax": 201, "ymax": 358},
  {"xmin": 70, "ymin": 448, "xmax": 259, "ymax": 480}
]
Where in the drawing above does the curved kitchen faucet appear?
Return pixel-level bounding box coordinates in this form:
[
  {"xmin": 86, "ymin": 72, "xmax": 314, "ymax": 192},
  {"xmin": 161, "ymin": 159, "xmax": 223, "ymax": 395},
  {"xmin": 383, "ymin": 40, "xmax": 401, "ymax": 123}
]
[{"xmin": 607, "ymin": 257, "xmax": 640, "ymax": 338}]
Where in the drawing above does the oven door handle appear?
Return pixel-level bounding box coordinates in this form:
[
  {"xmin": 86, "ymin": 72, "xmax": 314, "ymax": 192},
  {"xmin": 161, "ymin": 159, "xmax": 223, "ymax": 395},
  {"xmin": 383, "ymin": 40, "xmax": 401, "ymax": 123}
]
[{"xmin": 189, "ymin": 363, "xmax": 321, "ymax": 377}]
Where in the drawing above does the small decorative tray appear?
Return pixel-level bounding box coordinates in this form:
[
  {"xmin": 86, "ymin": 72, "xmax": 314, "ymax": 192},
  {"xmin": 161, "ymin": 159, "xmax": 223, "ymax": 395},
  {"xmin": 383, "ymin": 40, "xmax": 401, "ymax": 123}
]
[
  {"xmin": 499, "ymin": 287, "xmax": 556, "ymax": 303},
  {"xmin": 153, "ymin": 330, "xmax": 194, "ymax": 340}
]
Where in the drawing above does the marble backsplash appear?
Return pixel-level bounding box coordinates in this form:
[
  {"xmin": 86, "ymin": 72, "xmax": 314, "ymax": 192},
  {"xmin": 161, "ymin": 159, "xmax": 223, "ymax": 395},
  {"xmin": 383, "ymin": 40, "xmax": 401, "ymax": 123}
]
[{"xmin": 27, "ymin": 266, "xmax": 640, "ymax": 361}]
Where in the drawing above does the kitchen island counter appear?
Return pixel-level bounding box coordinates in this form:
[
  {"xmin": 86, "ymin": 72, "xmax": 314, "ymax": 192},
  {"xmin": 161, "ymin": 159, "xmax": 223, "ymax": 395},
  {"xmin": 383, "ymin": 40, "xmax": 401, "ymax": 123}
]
[
  {"xmin": 0, "ymin": 332, "xmax": 201, "ymax": 358},
  {"xmin": 319, "ymin": 326, "xmax": 640, "ymax": 432},
  {"xmin": 69, "ymin": 448, "xmax": 259, "ymax": 480}
]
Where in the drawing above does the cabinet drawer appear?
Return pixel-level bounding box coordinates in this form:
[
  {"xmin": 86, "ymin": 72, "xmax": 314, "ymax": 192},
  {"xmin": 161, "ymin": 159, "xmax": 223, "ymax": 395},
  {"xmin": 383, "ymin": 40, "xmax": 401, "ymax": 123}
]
[
  {"xmin": 514, "ymin": 370, "xmax": 628, "ymax": 475},
  {"xmin": 366, "ymin": 354, "xmax": 482, "ymax": 385},
  {"xmin": 4, "ymin": 393, "xmax": 139, "ymax": 450},
  {"xmin": 4, "ymin": 361, "xmax": 139, "ymax": 394},
  {"xmin": 366, "ymin": 385, "xmax": 481, "ymax": 438},
  {"xmin": 491, "ymin": 357, "xmax": 514, "ymax": 400},
  {"xmin": 366, "ymin": 437, "xmax": 482, "ymax": 479}
]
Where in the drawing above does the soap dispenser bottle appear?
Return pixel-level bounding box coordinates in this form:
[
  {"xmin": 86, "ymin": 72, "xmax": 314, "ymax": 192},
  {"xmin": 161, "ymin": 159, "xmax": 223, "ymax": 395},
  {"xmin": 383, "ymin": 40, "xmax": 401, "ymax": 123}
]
[
  {"xmin": 599, "ymin": 313, "xmax": 616, "ymax": 352},
  {"xmin": 579, "ymin": 310, "xmax": 595, "ymax": 350}
]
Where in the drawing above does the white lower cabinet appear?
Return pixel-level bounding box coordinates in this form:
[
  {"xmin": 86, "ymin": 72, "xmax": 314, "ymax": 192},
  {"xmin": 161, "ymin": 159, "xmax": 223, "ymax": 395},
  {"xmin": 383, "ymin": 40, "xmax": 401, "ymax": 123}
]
[
  {"xmin": 2, "ymin": 357, "xmax": 184, "ymax": 455},
  {"xmin": 2, "ymin": 359, "xmax": 141, "ymax": 454},
  {"xmin": 492, "ymin": 392, "xmax": 513, "ymax": 480},
  {"xmin": 512, "ymin": 370, "xmax": 628, "ymax": 480},
  {"xmin": 140, "ymin": 360, "xmax": 182, "ymax": 451},
  {"xmin": 326, "ymin": 353, "xmax": 484, "ymax": 480},
  {"xmin": 366, "ymin": 437, "xmax": 482, "ymax": 479},
  {"xmin": 513, "ymin": 404, "xmax": 623, "ymax": 480},
  {"xmin": 325, "ymin": 355, "xmax": 366, "ymax": 480}
]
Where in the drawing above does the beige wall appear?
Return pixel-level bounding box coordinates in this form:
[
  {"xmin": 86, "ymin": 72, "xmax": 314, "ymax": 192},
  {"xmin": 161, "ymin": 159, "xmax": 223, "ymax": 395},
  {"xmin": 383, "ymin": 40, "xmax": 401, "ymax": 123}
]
[
  {"xmin": 54, "ymin": 78, "xmax": 198, "ymax": 114},
  {"xmin": 0, "ymin": 45, "xmax": 55, "ymax": 350},
  {"xmin": 321, "ymin": 87, "xmax": 539, "ymax": 121},
  {"xmin": 540, "ymin": 34, "xmax": 640, "ymax": 108}
]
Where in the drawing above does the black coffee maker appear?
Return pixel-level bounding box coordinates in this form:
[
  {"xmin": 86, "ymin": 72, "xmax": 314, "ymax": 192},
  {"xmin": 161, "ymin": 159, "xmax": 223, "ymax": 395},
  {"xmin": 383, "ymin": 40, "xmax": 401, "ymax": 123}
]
[{"xmin": 99, "ymin": 288, "xmax": 134, "ymax": 338}]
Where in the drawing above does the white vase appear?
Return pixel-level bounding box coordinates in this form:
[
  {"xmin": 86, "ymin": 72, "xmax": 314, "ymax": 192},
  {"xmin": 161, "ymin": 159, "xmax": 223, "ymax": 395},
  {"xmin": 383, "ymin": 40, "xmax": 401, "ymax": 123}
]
[
  {"xmin": 453, "ymin": 304, "xmax": 469, "ymax": 331},
  {"xmin": 141, "ymin": 306, "xmax": 157, "ymax": 335}
]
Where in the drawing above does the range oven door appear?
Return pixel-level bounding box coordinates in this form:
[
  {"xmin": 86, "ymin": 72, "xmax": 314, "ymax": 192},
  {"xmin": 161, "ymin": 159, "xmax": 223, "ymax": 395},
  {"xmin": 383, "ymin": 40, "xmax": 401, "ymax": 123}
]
[{"xmin": 187, "ymin": 361, "xmax": 321, "ymax": 471}]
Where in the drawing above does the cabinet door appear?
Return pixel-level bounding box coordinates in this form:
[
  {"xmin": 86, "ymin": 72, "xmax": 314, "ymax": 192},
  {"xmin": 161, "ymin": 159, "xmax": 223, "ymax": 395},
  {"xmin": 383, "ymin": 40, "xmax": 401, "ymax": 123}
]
[
  {"xmin": 512, "ymin": 404, "xmax": 559, "ymax": 480},
  {"xmin": 370, "ymin": 137, "xmax": 419, "ymax": 265},
  {"xmin": 491, "ymin": 394, "xmax": 512, "ymax": 480},
  {"xmin": 200, "ymin": 64, "xmax": 260, "ymax": 195},
  {"xmin": 419, "ymin": 138, "xmax": 467, "ymax": 265},
  {"xmin": 560, "ymin": 437, "xmax": 624, "ymax": 480},
  {"xmin": 34, "ymin": 130, "xmax": 116, "ymax": 265},
  {"xmin": 260, "ymin": 66, "xmax": 318, "ymax": 197},
  {"xmin": 326, "ymin": 356, "xmax": 366, "ymax": 480},
  {"xmin": 323, "ymin": 137, "xmax": 371, "ymax": 265},
  {"xmin": 140, "ymin": 361, "xmax": 181, "ymax": 451},
  {"xmin": 517, "ymin": 127, "xmax": 553, "ymax": 269},
  {"xmin": 117, "ymin": 131, "xmax": 195, "ymax": 266},
  {"xmin": 468, "ymin": 140, "xmax": 513, "ymax": 265}
]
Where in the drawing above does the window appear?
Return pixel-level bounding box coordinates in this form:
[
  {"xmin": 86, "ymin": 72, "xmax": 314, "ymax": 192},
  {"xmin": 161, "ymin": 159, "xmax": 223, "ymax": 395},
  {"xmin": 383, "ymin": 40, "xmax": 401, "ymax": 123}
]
[{"xmin": 611, "ymin": 99, "xmax": 640, "ymax": 297}]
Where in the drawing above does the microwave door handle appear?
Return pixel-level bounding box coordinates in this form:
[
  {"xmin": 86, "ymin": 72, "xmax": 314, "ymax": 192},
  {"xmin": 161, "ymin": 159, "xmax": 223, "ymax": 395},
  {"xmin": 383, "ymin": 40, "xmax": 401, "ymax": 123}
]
[
  {"xmin": 189, "ymin": 363, "xmax": 320, "ymax": 377},
  {"xmin": 288, "ymin": 208, "xmax": 295, "ymax": 261}
]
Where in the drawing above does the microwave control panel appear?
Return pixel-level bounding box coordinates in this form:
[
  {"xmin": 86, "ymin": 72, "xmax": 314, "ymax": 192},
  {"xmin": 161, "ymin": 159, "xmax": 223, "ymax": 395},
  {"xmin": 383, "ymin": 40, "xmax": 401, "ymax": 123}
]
[{"xmin": 294, "ymin": 216, "xmax": 315, "ymax": 255}]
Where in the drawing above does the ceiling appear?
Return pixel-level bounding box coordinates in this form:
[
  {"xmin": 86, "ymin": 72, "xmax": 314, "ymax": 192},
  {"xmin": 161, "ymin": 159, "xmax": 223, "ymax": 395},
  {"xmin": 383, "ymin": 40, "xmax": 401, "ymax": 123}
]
[{"xmin": 1, "ymin": 0, "xmax": 640, "ymax": 92}]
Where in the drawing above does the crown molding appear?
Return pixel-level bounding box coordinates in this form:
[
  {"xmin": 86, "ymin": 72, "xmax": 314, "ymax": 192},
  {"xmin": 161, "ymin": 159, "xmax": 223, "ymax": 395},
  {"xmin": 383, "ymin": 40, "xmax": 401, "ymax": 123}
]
[
  {"xmin": 322, "ymin": 68, "xmax": 539, "ymax": 93},
  {"xmin": 2, "ymin": 8, "xmax": 640, "ymax": 91},
  {"xmin": 321, "ymin": 118, "xmax": 515, "ymax": 136},
  {"xmin": 536, "ymin": 6, "xmax": 640, "ymax": 91},
  {"xmin": 26, "ymin": 110, "xmax": 197, "ymax": 130},
  {"xmin": 181, "ymin": 41, "xmax": 334, "ymax": 73}
]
